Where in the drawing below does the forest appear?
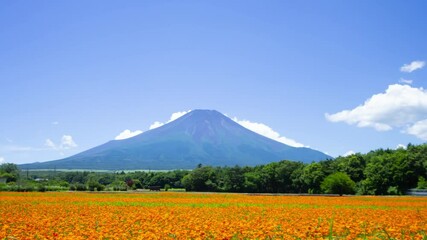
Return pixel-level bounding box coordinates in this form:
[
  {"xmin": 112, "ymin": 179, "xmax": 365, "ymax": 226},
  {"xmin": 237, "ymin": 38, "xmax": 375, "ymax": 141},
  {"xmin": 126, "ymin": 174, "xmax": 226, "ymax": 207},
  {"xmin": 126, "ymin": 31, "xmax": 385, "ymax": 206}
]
[{"xmin": 1, "ymin": 143, "xmax": 427, "ymax": 195}]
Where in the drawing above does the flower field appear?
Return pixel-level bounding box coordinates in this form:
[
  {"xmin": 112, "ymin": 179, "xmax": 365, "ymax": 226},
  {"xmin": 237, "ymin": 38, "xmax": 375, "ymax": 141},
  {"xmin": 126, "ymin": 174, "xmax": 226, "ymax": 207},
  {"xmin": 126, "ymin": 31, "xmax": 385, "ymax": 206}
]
[{"xmin": 0, "ymin": 192, "xmax": 426, "ymax": 239}]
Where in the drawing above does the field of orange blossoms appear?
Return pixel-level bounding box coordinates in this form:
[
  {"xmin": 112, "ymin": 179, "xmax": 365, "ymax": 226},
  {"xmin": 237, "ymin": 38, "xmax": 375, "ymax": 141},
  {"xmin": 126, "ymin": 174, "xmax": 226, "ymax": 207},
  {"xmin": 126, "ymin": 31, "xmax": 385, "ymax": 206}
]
[{"xmin": 0, "ymin": 192, "xmax": 426, "ymax": 239}]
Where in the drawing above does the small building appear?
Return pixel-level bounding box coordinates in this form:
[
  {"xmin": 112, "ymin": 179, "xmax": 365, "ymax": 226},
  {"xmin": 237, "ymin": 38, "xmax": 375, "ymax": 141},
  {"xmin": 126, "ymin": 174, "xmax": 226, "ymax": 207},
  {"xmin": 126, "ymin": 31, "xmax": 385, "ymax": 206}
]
[{"xmin": 406, "ymin": 189, "xmax": 427, "ymax": 196}]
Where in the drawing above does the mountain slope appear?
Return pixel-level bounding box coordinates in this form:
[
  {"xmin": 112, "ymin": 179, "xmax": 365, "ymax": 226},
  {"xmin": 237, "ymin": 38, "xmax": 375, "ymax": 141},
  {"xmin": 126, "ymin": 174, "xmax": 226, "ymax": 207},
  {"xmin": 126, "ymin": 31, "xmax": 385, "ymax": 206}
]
[{"xmin": 21, "ymin": 110, "xmax": 331, "ymax": 170}]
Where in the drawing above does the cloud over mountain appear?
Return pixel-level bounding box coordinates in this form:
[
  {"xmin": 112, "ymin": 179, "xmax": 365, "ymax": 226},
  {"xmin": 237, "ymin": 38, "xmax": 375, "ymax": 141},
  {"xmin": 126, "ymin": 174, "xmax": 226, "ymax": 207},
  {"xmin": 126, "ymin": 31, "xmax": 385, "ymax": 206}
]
[
  {"xmin": 149, "ymin": 110, "xmax": 191, "ymax": 130},
  {"xmin": 232, "ymin": 118, "xmax": 305, "ymax": 148},
  {"xmin": 115, "ymin": 130, "xmax": 143, "ymax": 140},
  {"xmin": 21, "ymin": 110, "xmax": 330, "ymax": 170},
  {"xmin": 145, "ymin": 110, "xmax": 306, "ymax": 148}
]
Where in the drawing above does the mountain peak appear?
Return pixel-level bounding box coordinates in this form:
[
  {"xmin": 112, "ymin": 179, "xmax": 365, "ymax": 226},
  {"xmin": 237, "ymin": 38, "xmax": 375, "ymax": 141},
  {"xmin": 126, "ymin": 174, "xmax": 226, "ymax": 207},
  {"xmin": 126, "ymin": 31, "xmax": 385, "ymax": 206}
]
[
  {"xmin": 21, "ymin": 110, "xmax": 331, "ymax": 170},
  {"xmin": 184, "ymin": 109, "xmax": 225, "ymax": 119}
]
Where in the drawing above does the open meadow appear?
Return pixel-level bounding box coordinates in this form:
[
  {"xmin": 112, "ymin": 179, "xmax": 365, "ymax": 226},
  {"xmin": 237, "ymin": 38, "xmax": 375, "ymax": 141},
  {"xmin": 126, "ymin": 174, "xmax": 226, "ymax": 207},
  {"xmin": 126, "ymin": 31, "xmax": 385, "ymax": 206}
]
[{"xmin": 0, "ymin": 192, "xmax": 426, "ymax": 239}]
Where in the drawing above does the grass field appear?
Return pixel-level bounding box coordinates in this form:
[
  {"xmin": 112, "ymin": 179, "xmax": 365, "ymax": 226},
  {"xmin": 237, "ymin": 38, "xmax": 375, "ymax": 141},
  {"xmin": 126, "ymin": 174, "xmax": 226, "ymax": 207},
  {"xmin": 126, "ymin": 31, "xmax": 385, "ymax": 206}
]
[{"xmin": 0, "ymin": 192, "xmax": 426, "ymax": 239}]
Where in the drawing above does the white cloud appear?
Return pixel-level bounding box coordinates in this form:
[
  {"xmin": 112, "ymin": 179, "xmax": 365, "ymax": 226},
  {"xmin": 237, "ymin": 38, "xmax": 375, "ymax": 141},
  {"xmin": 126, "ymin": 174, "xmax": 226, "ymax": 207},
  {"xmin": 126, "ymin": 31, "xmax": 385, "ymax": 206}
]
[
  {"xmin": 0, "ymin": 157, "xmax": 5, "ymax": 163},
  {"xmin": 232, "ymin": 117, "xmax": 305, "ymax": 148},
  {"xmin": 45, "ymin": 139, "xmax": 56, "ymax": 149},
  {"xmin": 149, "ymin": 121, "xmax": 164, "ymax": 130},
  {"xmin": 326, "ymin": 84, "xmax": 427, "ymax": 140},
  {"xmin": 406, "ymin": 119, "xmax": 427, "ymax": 140},
  {"xmin": 60, "ymin": 135, "xmax": 77, "ymax": 149},
  {"xmin": 115, "ymin": 129, "xmax": 143, "ymax": 140},
  {"xmin": 400, "ymin": 60, "xmax": 425, "ymax": 73},
  {"xmin": 147, "ymin": 110, "xmax": 307, "ymax": 148},
  {"xmin": 399, "ymin": 78, "xmax": 413, "ymax": 84},
  {"xmin": 170, "ymin": 111, "xmax": 190, "ymax": 122},
  {"xmin": 343, "ymin": 150, "xmax": 355, "ymax": 157},
  {"xmin": 44, "ymin": 135, "xmax": 78, "ymax": 150},
  {"xmin": 149, "ymin": 110, "xmax": 191, "ymax": 130},
  {"xmin": 52, "ymin": 121, "xmax": 59, "ymax": 125},
  {"xmin": 396, "ymin": 144, "xmax": 407, "ymax": 149},
  {"xmin": 326, "ymin": 84, "xmax": 427, "ymax": 131}
]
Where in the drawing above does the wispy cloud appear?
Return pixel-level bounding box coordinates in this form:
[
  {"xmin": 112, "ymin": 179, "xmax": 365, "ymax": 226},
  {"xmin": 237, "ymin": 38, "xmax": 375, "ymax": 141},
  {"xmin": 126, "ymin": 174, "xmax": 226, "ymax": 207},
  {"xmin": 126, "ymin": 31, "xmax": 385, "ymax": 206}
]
[
  {"xmin": 149, "ymin": 110, "xmax": 191, "ymax": 130},
  {"xmin": 61, "ymin": 135, "xmax": 77, "ymax": 149},
  {"xmin": 326, "ymin": 84, "xmax": 427, "ymax": 140},
  {"xmin": 399, "ymin": 78, "xmax": 413, "ymax": 84},
  {"xmin": 45, "ymin": 139, "xmax": 56, "ymax": 148},
  {"xmin": 396, "ymin": 144, "xmax": 407, "ymax": 149},
  {"xmin": 115, "ymin": 129, "xmax": 143, "ymax": 140},
  {"xmin": 145, "ymin": 110, "xmax": 307, "ymax": 148},
  {"xmin": 149, "ymin": 121, "xmax": 164, "ymax": 130},
  {"xmin": 406, "ymin": 119, "xmax": 427, "ymax": 140},
  {"xmin": 343, "ymin": 150, "xmax": 355, "ymax": 157},
  {"xmin": 400, "ymin": 60, "xmax": 425, "ymax": 73},
  {"xmin": 0, "ymin": 157, "xmax": 5, "ymax": 163},
  {"xmin": 232, "ymin": 117, "xmax": 306, "ymax": 148},
  {"xmin": 45, "ymin": 135, "xmax": 78, "ymax": 150}
]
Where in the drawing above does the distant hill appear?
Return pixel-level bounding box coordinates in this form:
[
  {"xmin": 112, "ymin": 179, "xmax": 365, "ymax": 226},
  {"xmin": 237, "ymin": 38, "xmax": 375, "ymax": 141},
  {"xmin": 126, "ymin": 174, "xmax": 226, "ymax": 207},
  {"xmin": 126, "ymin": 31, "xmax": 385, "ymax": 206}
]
[{"xmin": 20, "ymin": 110, "xmax": 331, "ymax": 170}]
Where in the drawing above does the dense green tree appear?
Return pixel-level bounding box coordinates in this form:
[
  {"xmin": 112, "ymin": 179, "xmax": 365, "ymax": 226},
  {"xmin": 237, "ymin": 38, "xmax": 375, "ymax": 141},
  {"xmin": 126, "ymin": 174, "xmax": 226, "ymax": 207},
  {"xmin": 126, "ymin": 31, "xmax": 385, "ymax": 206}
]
[
  {"xmin": 260, "ymin": 162, "xmax": 279, "ymax": 193},
  {"xmin": 290, "ymin": 165, "xmax": 307, "ymax": 193},
  {"xmin": 417, "ymin": 176, "xmax": 427, "ymax": 189},
  {"xmin": 335, "ymin": 154, "xmax": 366, "ymax": 182},
  {"xmin": 85, "ymin": 174, "xmax": 105, "ymax": 191},
  {"xmin": 4, "ymin": 143, "xmax": 427, "ymax": 194},
  {"xmin": 276, "ymin": 160, "xmax": 305, "ymax": 193},
  {"xmin": 182, "ymin": 166, "xmax": 218, "ymax": 191},
  {"xmin": 242, "ymin": 170, "xmax": 262, "ymax": 193},
  {"xmin": 222, "ymin": 165, "xmax": 245, "ymax": 192},
  {"xmin": 321, "ymin": 172, "xmax": 356, "ymax": 195},
  {"xmin": 302, "ymin": 162, "xmax": 325, "ymax": 193},
  {"xmin": 0, "ymin": 163, "xmax": 20, "ymax": 183}
]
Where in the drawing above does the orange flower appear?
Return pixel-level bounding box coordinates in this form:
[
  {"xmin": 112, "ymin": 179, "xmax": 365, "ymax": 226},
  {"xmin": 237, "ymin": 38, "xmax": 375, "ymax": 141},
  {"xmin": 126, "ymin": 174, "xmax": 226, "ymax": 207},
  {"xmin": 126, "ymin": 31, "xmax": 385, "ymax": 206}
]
[{"xmin": 0, "ymin": 192, "xmax": 426, "ymax": 239}]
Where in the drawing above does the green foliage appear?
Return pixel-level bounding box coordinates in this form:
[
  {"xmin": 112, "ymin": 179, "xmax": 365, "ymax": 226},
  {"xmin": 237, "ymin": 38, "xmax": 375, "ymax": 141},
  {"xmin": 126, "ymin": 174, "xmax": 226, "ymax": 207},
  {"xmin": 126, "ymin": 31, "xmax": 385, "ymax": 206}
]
[
  {"xmin": 242, "ymin": 171, "xmax": 261, "ymax": 193},
  {"xmin": 417, "ymin": 176, "xmax": 427, "ymax": 189},
  {"xmin": 108, "ymin": 180, "xmax": 127, "ymax": 191},
  {"xmin": 87, "ymin": 180, "xmax": 105, "ymax": 191},
  {"xmin": 0, "ymin": 173, "xmax": 16, "ymax": 183},
  {"xmin": 70, "ymin": 183, "xmax": 87, "ymax": 191},
  {"xmin": 0, "ymin": 163, "xmax": 20, "ymax": 182},
  {"xmin": 335, "ymin": 154, "xmax": 365, "ymax": 182},
  {"xmin": 182, "ymin": 166, "xmax": 218, "ymax": 191},
  {"xmin": 4, "ymin": 143, "xmax": 427, "ymax": 194},
  {"xmin": 386, "ymin": 186, "xmax": 401, "ymax": 195},
  {"xmin": 222, "ymin": 165, "xmax": 245, "ymax": 192},
  {"xmin": 133, "ymin": 179, "xmax": 143, "ymax": 189},
  {"xmin": 321, "ymin": 172, "xmax": 356, "ymax": 195},
  {"xmin": 302, "ymin": 162, "xmax": 325, "ymax": 194}
]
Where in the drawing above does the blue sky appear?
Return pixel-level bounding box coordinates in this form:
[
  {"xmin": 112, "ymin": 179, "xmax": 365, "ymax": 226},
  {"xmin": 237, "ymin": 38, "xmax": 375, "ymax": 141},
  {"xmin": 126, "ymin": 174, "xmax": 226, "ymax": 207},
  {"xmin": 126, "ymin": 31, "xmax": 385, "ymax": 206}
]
[{"xmin": 1, "ymin": 1, "xmax": 427, "ymax": 164}]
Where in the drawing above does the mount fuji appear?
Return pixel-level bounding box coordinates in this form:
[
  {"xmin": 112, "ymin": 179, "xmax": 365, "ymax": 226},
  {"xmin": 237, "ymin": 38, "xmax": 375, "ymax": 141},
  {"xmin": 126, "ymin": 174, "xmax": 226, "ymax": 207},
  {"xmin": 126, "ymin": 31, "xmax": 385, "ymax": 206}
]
[{"xmin": 21, "ymin": 110, "xmax": 331, "ymax": 170}]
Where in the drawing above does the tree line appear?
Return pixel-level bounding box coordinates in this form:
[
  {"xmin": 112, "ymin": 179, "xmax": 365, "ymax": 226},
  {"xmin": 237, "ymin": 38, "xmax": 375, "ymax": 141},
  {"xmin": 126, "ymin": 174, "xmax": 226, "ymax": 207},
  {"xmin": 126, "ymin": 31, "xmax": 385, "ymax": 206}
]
[{"xmin": 1, "ymin": 143, "xmax": 426, "ymax": 195}]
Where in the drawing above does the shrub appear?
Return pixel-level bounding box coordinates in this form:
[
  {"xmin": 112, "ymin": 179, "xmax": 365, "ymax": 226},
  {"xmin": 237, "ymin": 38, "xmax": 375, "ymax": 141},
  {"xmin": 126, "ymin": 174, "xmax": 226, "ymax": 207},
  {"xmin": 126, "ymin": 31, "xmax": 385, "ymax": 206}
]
[
  {"xmin": 321, "ymin": 172, "xmax": 356, "ymax": 196},
  {"xmin": 70, "ymin": 183, "xmax": 87, "ymax": 191},
  {"xmin": 109, "ymin": 180, "xmax": 128, "ymax": 191},
  {"xmin": 387, "ymin": 186, "xmax": 401, "ymax": 195},
  {"xmin": 417, "ymin": 176, "xmax": 427, "ymax": 189}
]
